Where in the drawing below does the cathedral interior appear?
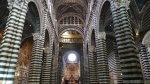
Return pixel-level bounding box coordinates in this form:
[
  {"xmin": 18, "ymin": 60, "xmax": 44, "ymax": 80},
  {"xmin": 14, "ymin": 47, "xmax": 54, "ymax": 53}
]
[{"xmin": 0, "ymin": 0, "xmax": 150, "ymax": 84}]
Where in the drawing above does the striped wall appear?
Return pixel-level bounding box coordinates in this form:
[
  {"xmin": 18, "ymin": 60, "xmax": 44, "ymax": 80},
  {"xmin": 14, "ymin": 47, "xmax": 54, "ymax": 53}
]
[
  {"xmin": 109, "ymin": 0, "xmax": 144, "ymax": 83},
  {"xmin": 0, "ymin": 1, "xmax": 28, "ymax": 84}
]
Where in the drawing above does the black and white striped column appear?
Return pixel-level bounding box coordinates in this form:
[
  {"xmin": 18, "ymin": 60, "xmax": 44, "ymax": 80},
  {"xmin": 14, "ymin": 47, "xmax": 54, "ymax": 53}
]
[
  {"xmin": 49, "ymin": 34, "xmax": 57, "ymax": 84},
  {"xmin": 138, "ymin": 44, "xmax": 150, "ymax": 82},
  {"xmin": 49, "ymin": 42, "xmax": 55, "ymax": 84},
  {"xmin": 51, "ymin": 55, "xmax": 57, "ymax": 84},
  {"xmin": 41, "ymin": 40, "xmax": 53, "ymax": 84},
  {"xmin": 113, "ymin": 41, "xmax": 123, "ymax": 84},
  {"xmin": 57, "ymin": 49, "xmax": 63, "ymax": 84},
  {"xmin": 28, "ymin": 33, "xmax": 44, "ymax": 84},
  {"xmin": 95, "ymin": 32, "xmax": 111, "ymax": 84},
  {"xmin": 109, "ymin": 0, "xmax": 144, "ymax": 83},
  {"xmin": 0, "ymin": 1, "xmax": 28, "ymax": 84},
  {"xmin": 84, "ymin": 44, "xmax": 90, "ymax": 84},
  {"xmin": 92, "ymin": 9, "xmax": 110, "ymax": 83},
  {"xmin": 40, "ymin": 11, "xmax": 52, "ymax": 84},
  {"xmin": 88, "ymin": 49, "xmax": 98, "ymax": 83}
]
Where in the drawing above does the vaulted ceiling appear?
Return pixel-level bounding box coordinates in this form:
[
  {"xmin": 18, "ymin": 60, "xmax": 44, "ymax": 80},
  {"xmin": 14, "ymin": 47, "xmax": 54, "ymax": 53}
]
[{"xmin": 54, "ymin": 0, "xmax": 88, "ymax": 20}]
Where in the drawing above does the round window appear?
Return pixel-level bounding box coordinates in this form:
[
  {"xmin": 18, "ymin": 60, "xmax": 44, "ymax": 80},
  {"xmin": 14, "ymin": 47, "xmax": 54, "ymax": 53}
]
[{"xmin": 68, "ymin": 53, "xmax": 76, "ymax": 61}]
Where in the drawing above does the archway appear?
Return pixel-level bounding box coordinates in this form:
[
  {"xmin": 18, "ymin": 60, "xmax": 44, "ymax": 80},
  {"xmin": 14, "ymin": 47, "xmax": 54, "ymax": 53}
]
[
  {"xmin": 14, "ymin": 19, "xmax": 35, "ymax": 83},
  {"xmin": 98, "ymin": 1, "xmax": 123, "ymax": 84},
  {"xmin": 99, "ymin": 1, "xmax": 111, "ymax": 32},
  {"xmin": 14, "ymin": 2, "xmax": 41, "ymax": 84},
  {"xmin": 59, "ymin": 30, "xmax": 83, "ymax": 84},
  {"xmin": 63, "ymin": 50, "xmax": 80, "ymax": 84},
  {"xmin": 26, "ymin": 2, "xmax": 40, "ymax": 33},
  {"xmin": 15, "ymin": 36, "xmax": 34, "ymax": 84}
]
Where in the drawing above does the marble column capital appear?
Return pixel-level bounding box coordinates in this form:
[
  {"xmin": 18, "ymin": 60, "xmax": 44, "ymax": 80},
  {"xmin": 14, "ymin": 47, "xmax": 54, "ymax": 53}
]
[
  {"xmin": 114, "ymin": 0, "xmax": 130, "ymax": 10},
  {"xmin": 90, "ymin": 45, "xmax": 96, "ymax": 52},
  {"xmin": 32, "ymin": 33, "xmax": 43, "ymax": 40},
  {"xmin": 7, "ymin": 0, "xmax": 27, "ymax": 10},
  {"xmin": 97, "ymin": 32, "xmax": 106, "ymax": 40}
]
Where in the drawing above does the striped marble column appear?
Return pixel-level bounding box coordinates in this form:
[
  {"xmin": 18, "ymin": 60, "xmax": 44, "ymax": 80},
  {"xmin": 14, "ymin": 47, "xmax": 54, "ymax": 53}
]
[
  {"xmin": 51, "ymin": 54, "xmax": 57, "ymax": 84},
  {"xmin": 50, "ymin": 54, "xmax": 55, "ymax": 83},
  {"xmin": 88, "ymin": 50, "xmax": 98, "ymax": 83},
  {"xmin": 108, "ymin": 2, "xmax": 124, "ymax": 83},
  {"xmin": 138, "ymin": 44, "xmax": 150, "ymax": 83},
  {"xmin": 57, "ymin": 51, "xmax": 63, "ymax": 84},
  {"xmin": 84, "ymin": 64, "xmax": 90, "ymax": 84},
  {"xmin": 0, "ymin": 1, "xmax": 28, "ymax": 84},
  {"xmin": 40, "ymin": 11, "xmax": 52, "ymax": 84},
  {"xmin": 80, "ymin": 55, "xmax": 85, "ymax": 84},
  {"xmin": 47, "ymin": 37, "xmax": 57, "ymax": 84},
  {"xmin": 93, "ymin": 52, "xmax": 98, "ymax": 83},
  {"xmin": 84, "ymin": 52, "xmax": 90, "ymax": 84},
  {"xmin": 41, "ymin": 42, "xmax": 53, "ymax": 84},
  {"xmin": 113, "ymin": 41, "xmax": 123, "ymax": 84},
  {"xmin": 95, "ymin": 32, "xmax": 111, "ymax": 84},
  {"xmin": 109, "ymin": 0, "xmax": 144, "ymax": 83},
  {"xmin": 41, "ymin": 41, "xmax": 53, "ymax": 84},
  {"xmin": 28, "ymin": 33, "xmax": 44, "ymax": 84}
]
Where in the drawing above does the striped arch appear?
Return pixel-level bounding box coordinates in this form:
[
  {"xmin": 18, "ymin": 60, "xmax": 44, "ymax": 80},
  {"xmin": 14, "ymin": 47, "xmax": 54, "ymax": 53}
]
[
  {"xmin": 141, "ymin": 3, "xmax": 150, "ymax": 35},
  {"xmin": 98, "ymin": 0, "xmax": 111, "ymax": 32},
  {"xmin": 142, "ymin": 30, "xmax": 150, "ymax": 45},
  {"xmin": 27, "ymin": 2, "xmax": 41, "ymax": 32},
  {"xmin": 27, "ymin": 0, "xmax": 43, "ymax": 32},
  {"xmin": 58, "ymin": 26, "xmax": 84, "ymax": 39},
  {"xmin": 141, "ymin": 0, "xmax": 150, "ymax": 20}
]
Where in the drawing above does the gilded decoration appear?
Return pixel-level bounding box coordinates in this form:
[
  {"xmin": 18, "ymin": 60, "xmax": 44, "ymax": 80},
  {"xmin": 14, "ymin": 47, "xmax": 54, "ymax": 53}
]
[{"xmin": 18, "ymin": 38, "xmax": 33, "ymax": 68}]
